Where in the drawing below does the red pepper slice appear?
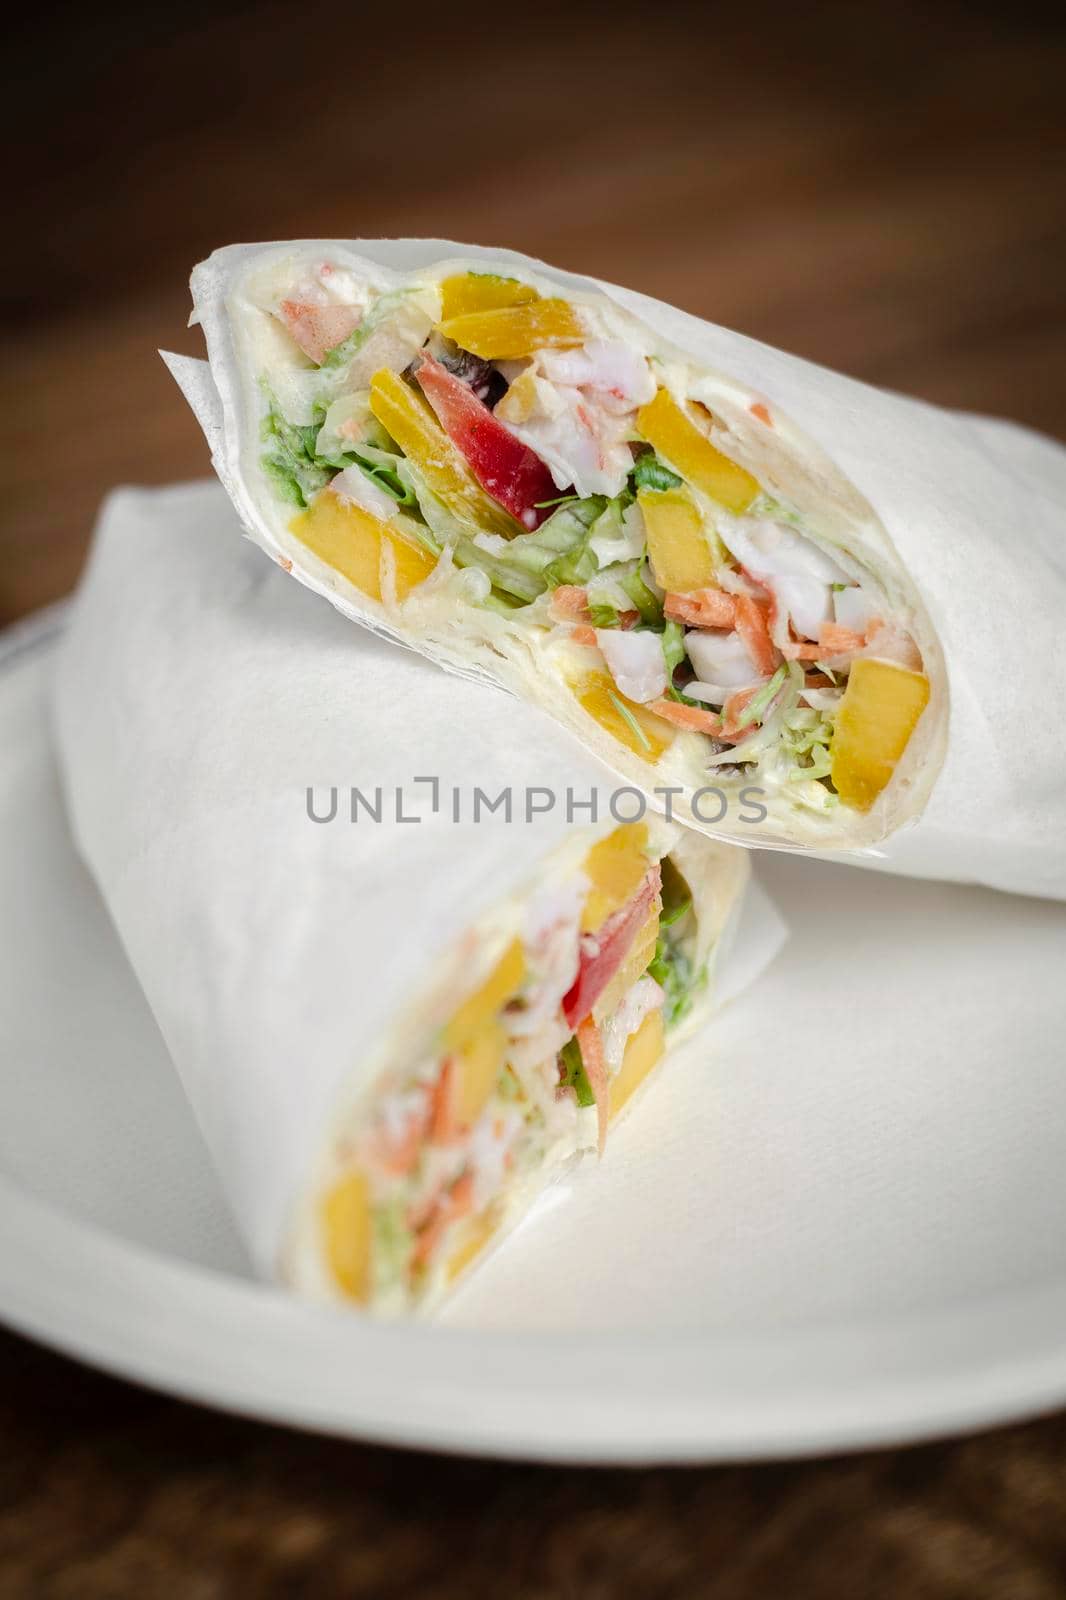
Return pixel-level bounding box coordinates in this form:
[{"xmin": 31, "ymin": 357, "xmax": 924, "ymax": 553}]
[
  {"xmin": 563, "ymin": 865, "xmax": 661, "ymax": 1030},
  {"xmin": 415, "ymin": 353, "xmax": 558, "ymax": 530}
]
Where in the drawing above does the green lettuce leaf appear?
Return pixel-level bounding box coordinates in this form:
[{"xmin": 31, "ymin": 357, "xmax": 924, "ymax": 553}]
[
  {"xmin": 260, "ymin": 398, "xmax": 332, "ymax": 509},
  {"xmin": 648, "ymin": 933, "xmax": 705, "ymax": 1028},
  {"xmin": 631, "ymin": 453, "xmax": 682, "ymax": 492},
  {"xmin": 559, "ymin": 1038, "xmax": 596, "ymax": 1107}
]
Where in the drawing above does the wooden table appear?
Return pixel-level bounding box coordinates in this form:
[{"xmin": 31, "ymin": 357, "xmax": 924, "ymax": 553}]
[{"xmin": 2, "ymin": 1, "xmax": 1065, "ymax": 1591}]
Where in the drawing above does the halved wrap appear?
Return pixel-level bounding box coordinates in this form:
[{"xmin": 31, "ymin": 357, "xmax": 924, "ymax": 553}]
[
  {"xmin": 175, "ymin": 239, "xmax": 1066, "ymax": 897},
  {"xmin": 52, "ymin": 481, "xmax": 780, "ymax": 1317}
]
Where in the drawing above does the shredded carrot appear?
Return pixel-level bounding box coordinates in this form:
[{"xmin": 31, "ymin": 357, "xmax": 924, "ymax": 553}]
[
  {"xmin": 428, "ymin": 1057, "xmax": 457, "ymax": 1144},
  {"xmin": 370, "ymin": 1110, "xmax": 428, "ymax": 1176},
  {"xmin": 733, "ymin": 593, "xmax": 779, "ymax": 676},
  {"xmin": 646, "ymin": 698, "xmax": 723, "ymax": 735},
  {"xmin": 411, "ymin": 1170, "xmax": 476, "ymax": 1269},
  {"xmin": 818, "ymin": 622, "xmax": 866, "ymax": 654},
  {"xmin": 576, "ymin": 1016, "xmax": 609, "ymax": 1156},
  {"xmin": 719, "ymin": 685, "xmax": 763, "ymax": 741},
  {"xmin": 448, "ymin": 1171, "xmax": 475, "ymax": 1216},
  {"xmin": 664, "ymin": 589, "xmax": 737, "ymax": 628},
  {"xmin": 411, "ymin": 1214, "xmax": 446, "ymax": 1269},
  {"xmin": 750, "ymin": 402, "xmax": 773, "ymax": 426},
  {"xmin": 570, "ymin": 624, "xmax": 598, "ymax": 647},
  {"xmin": 781, "ymin": 640, "xmax": 822, "ymax": 661}
]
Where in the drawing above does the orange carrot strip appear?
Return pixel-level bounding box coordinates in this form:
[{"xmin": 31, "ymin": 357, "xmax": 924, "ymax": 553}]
[
  {"xmin": 719, "ymin": 685, "xmax": 764, "ymax": 741},
  {"xmin": 428, "ymin": 1057, "xmax": 457, "ymax": 1144},
  {"xmin": 411, "ymin": 1170, "xmax": 476, "ymax": 1270},
  {"xmin": 818, "ymin": 622, "xmax": 866, "ymax": 654},
  {"xmin": 733, "ymin": 593, "xmax": 779, "ymax": 676},
  {"xmin": 664, "ymin": 589, "xmax": 737, "ymax": 628},
  {"xmin": 570, "ymin": 624, "xmax": 598, "ymax": 647},
  {"xmin": 750, "ymin": 402, "xmax": 773, "ymax": 426},
  {"xmin": 646, "ymin": 698, "xmax": 723, "ymax": 735},
  {"xmin": 576, "ymin": 1016, "xmax": 609, "ymax": 1156},
  {"xmin": 371, "ymin": 1110, "xmax": 428, "ymax": 1176}
]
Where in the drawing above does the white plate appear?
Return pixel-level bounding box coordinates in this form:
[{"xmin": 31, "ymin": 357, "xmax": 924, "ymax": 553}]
[{"xmin": 3, "ymin": 611, "xmax": 1066, "ymax": 1463}]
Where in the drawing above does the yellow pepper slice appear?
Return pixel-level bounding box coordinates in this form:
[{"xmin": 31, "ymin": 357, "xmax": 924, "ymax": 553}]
[
  {"xmin": 369, "ymin": 368, "xmax": 521, "ymax": 541},
  {"xmin": 569, "ymin": 669, "xmax": 675, "ymax": 762},
  {"xmin": 581, "ymin": 823, "xmax": 650, "ymax": 933},
  {"xmin": 638, "ymin": 486, "xmax": 718, "ymax": 593},
  {"xmin": 439, "ymin": 272, "xmax": 539, "ymax": 322},
  {"xmin": 447, "ymin": 1207, "xmax": 499, "ymax": 1284},
  {"xmin": 289, "ymin": 492, "xmax": 435, "ymax": 603},
  {"xmin": 453, "ymin": 1018, "xmax": 509, "ymax": 1128},
  {"xmin": 609, "ymin": 1008, "xmax": 666, "ymax": 1121},
  {"xmin": 830, "ymin": 658, "xmax": 931, "ymax": 811},
  {"xmin": 437, "ymin": 300, "xmax": 585, "ymax": 360},
  {"xmin": 637, "ymin": 388, "xmax": 760, "ymax": 514},
  {"xmin": 444, "ymin": 938, "xmax": 526, "ymax": 1050},
  {"xmin": 321, "ymin": 1170, "xmax": 372, "ymax": 1301}
]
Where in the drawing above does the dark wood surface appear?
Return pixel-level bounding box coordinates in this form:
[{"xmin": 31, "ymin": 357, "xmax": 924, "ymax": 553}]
[{"xmin": 3, "ymin": 1, "xmax": 1066, "ymax": 1593}]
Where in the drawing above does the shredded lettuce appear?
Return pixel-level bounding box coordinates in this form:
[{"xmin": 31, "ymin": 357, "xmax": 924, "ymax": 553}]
[
  {"xmin": 260, "ymin": 397, "xmax": 333, "ymax": 508},
  {"xmin": 607, "ymin": 690, "xmax": 653, "ymax": 753},
  {"xmin": 534, "ymin": 493, "xmax": 581, "ymax": 510},
  {"xmin": 665, "ymin": 683, "xmax": 705, "ymax": 707},
  {"xmin": 470, "ymin": 495, "xmax": 607, "ymax": 603},
  {"xmin": 539, "ymin": 498, "xmax": 609, "ymax": 588},
  {"xmin": 559, "ymin": 1038, "xmax": 596, "ymax": 1107},
  {"xmin": 371, "ymin": 1194, "xmax": 414, "ymax": 1290},
  {"xmin": 419, "ymin": 494, "xmax": 606, "ymax": 601},
  {"xmin": 780, "ymin": 704, "xmax": 835, "ymax": 780},
  {"xmin": 260, "ymin": 385, "xmax": 420, "ymax": 515},
  {"xmin": 588, "ymin": 602, "xmax": 620, "ymax": 628},
  {"xmin": 648, "ymin": 934, "xmax": 705, "ymax": 1029},
  {"xmin": 619, "ymin": 564, "xmax": 663, "ymax": 626},
  {"xmin": 343, "ymin": 444, "xmax": 419, "ymax": 507},
  {"xmin": 632, "ymin": 453, "xmax": 682, "ymax": 492},
  {"xmin": 661, "ymin": 619, "xmax": 687, "ymax": 679},
  {"xmin": 733, "ymin": 663, "xmax": 787, "ymax": 732},
  {"xmin": 659, "ymin": 856, "xmax": 693, "ymax": 929}
]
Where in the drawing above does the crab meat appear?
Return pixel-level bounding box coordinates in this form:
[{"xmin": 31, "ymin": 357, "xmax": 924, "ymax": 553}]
[
  {"xmin": 496, "ymin": 341, "xmax": 655, "ymax": 498},
  {"xmin": 684, "ymin": 677, "xmax": 765, "ymax": 708},
  {"xmin": 278, "ymin": 300, "xmax": 362, "ymax": 365},
  {"xmin": 770, "ymin": 574, "xmax": 834, "ymax": 642},
  {"xmin": 684, "ymin": 627, "xmax": 761, "ymax": 689},
  {"xmin": 537, "ymin": 341, "xmax": 656, "ymax": 416},
  {"xmin": 718, "ymin": 516, "xmax": 852, "ymax": 643},
  {"xmin": 595, "ymin": 629, "xmax": 669, "ymax": 704},
  {"xmin": 833, "ymin": 585, "xmax": 878, "ymax": 634}
]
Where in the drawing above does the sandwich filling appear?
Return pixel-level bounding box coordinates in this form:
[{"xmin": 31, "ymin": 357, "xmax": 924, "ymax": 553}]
[
  {"xmin": 306, "ymin": 822, "xmax": 708, "ymax": 1314},
  {"xmin": 244, "ymin": 259, "xmax": 931, "ymax": 821}
]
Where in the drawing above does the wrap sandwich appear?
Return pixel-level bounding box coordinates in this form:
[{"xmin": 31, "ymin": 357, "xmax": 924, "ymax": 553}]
[
  {"xmin": 52, "ymin": 482, "xmax": 778, "ymax": 1317},
  {"xmin": 176, "ymin": 242, "xmax": 1066, "ymax": 897}
]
